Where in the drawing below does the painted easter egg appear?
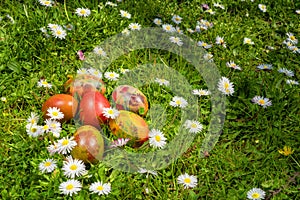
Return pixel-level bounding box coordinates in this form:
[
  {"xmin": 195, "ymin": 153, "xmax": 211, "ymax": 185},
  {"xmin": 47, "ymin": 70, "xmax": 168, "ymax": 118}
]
[
  {"xmin": 112, "ymin": 85, "xmax": 148, "ymax": 116},
  {"xmin": 71, "ymin": 125, "xmax": 104, "ymax": 164},
  {"xmin": 42, "ymin": 94, "xmax": 78, "ymax": 123},
  {"xmin": 64, "ymin": 74, "xmax": 106, "ymax": 97},
  {"xmin": 109, "ymin": 110, "xmax": 149, "ymax": 147},
  {"xmin": 79, "ymin": 91, "xmax": 111, "ymax": 128}
]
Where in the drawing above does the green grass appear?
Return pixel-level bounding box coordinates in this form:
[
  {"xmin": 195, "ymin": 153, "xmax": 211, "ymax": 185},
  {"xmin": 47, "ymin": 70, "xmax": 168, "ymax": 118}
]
[{"xmin": 0, "ymin": 0, "xmax": 299, "ymax": 199}]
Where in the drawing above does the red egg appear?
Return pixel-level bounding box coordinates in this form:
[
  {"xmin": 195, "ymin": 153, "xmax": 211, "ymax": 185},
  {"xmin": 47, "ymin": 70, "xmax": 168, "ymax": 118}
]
[
  {"xmin": 42, "ymin": 94, "xmax": 78, "ymax": 123},
  {"xmin": 79, "ymin": 91, "xmax": 111, "ymax": 128}
]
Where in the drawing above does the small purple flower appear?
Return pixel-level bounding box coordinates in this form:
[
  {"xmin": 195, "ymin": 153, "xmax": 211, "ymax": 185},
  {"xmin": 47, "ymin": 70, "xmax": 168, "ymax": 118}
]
[
  {"xmin": 201, "ymin": 4, "xmax": 210, "ymax": 10},
  {"xmin": 77, "ymin": 50, "xmax": 85, "ymax": 60}
]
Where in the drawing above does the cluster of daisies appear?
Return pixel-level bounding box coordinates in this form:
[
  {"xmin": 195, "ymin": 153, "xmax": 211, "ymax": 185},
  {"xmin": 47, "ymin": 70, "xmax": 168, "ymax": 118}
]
[{"xmin": 40, "ymin": 23, "xmax": 72, "ymax": 39}]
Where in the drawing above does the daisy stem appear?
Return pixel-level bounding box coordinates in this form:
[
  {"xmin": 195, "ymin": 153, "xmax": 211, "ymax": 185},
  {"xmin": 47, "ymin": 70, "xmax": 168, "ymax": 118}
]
[
  {"xmin": 64, "ymin": 0, "xmax": 70, "ymax": 21},
  {"xmin": 290, "ymin": 155, "xmax": 300, "ymax": 168}
]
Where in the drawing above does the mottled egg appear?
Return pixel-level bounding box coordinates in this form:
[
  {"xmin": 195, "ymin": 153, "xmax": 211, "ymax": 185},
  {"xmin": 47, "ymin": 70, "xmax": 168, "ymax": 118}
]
[
  {"xmin": 109, "ymin": 110, "xmax": 149, "ymax": 147},
  {"xmin": 112, "ymin": 85, "xmax": 148, "ymax": 116}
]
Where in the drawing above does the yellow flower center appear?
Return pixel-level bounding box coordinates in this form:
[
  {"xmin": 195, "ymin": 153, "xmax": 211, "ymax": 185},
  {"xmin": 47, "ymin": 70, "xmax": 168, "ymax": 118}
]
[
  {"xmin": 155, "ymin": 135, "xmax": 161, "ymax": 142},
  {"xmin": 184, "ymin": 178, "xmax": 191, "ymax": 184},
  {"xmin": 290, "ymin": 36, "xmax": 295, "ymax": 40},
  {"xmin": 31, "ymin": 127, "xmax": 37, "ymax": 132},
  {"xmin": 43, "ymin": 125, "xmax": 49, "ymax": 130},
  {"xmin": 166, "ymin": 26, "xmax": 171, "ymax": 31},
  {"xmin": 42, "ymin": 81, "xmax": 48, "ymax": 85},
  {"xmin": 203, "ymin": 43, "xmax": 207, "ymax": 46},
  {"xmin": 56, "ymin": 30, "xmax": 62, "ymax": 35},
  {"xmin": 97, "ymin": 185, "xmax": 104, "ymax": 191},
  {"xmin": 45, "ymin": 1, "xmax": 50, "ymax": 5},
  {"xmin": 224, "ymin": 83, "xmax": 229, "ymax": 89},
  {"xmin": 70, "ymin": 164, "xmax": 78, "ymax": 171},
  {"xmin": 108, "ymin": 110, "xmax": 114, "ymax": 115},
  {"xmin": 175, "ymin": 100, "xmax": 181, "ymax": 105},
  {"xmin": 252, "ymin": 193, "xmax": 260, "ymax": 198},
  {"xmin": 191, "ymin": 123, "xmax": 197, "ymax": 128},
  {"xmin": 52, "ymin": 111, "xmax": 58, "ymax": 116},
  {"xmin": 66, "ymin": 184, "xmax": 74, "ymax": 190},
  {"xmin": 44, "ymin": 162, "xmax": 51, "ymax": 167},
  {"xmin": 109, "ymin": 73, "xmax": 115, "ymax": 77},
  {"xmin": 62, "ymin": 140, "xmax": 69, "ymax": 146},
  {"xmin": 258, "ymin": 99, "xmax": 265, "ymax": 105},
  {"xmin": 80, "ymin": 10, "xmax": 86, "ymax": 15}
]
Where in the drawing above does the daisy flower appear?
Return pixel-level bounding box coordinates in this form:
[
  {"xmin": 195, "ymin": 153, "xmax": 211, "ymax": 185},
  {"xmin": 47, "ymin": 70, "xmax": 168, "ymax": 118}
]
[
  {"xmin": 172, "ymin": 15, "xmax": 182, "ymax": 24},
  {"xmin": 217, "ymin": 77, "xmax": 234, "ymax": 96},
  {"xmin": 283, "ymin": 40, "xmax": 293, "ymax": 47},
  {"xmin": 214, "ymin": 3, "xmax": 225, "ymax": 9},
  {"xmin": 258, "ymin": 4, "xmax": 267, "ymax": 12},
  {"xmin": 110, "ymin": 138, "xmax": 130, "ymax": 148},
  {"xmin": 244, "ymin": 37, "xmax": 254, "ymax": 45},
  {"xmin": 51, "ymin": 27, "xmax": 67, "ymax": 39},
  {"xmin": 138, "ymin": 167, "xmax": 158, "ymax": 176},
  {"xmin": 149, "ymin": 129, "xmax": 167, "ymax": 149},
  {"xmin": 155, "ymin": 78, "xmax": 170, "ymax": 86},
  {"xmin": 170, "ymin": 96, "xmax": 188, "ymax": 108},
  {"xmin": 198, "ymin": 19, "xmax": 213, "ymax": 28},
  {"xmin": 288, "ymin": 45, "xmax": 300, "ymax": 54},
  {"xmin": 286, "ymin": 79, "xmax": 299, "ymax": 85},
  {"xmin": 175, "ymin": 26, "xmax": 183, "ymax": 34},
  {"xmin": 256, "ymin": 64, "xmax": 273, "ymax": 70},
  {"xmin": 1, "ymin": 97, "xmax": 7, "ymax": 102},
  {"xmin": 192, "ymin": 89, "xmax": 210, "ymax": 96},
  {"xmin": 106, "ymin": 2, "xmax": 117, "ymax": 7},
  {"xmin": 102, "ymin": 107, "xmax": 120, "ymax": 119},
  {"xmin": 215, "ymin": 36, "xmax": 227, "ymax": 48},
  {"xmin": 119, "ymin": 68, "xmax": 130, "ymax": 74},
  {"xmin": 88, "ymin": 68, "xmax": 102, "ymax": 78},
  {"xmin": 203, "ymin": 53, "xmax": 214, "ymax": 62},
  {"xmin": 47, "ymin": 23, "xmax": 61, "ymax": 31},
  {"xmin": 47, "ymin": 142, "xmax": 60, "ymax": 155},
  {"xmin": 169, "ymin": 36, "xmax": 183, "ymax": 46},
  {"xmin": 187, "ymin": 28, "xmax": 195, "ymax": 33},
  {"xmin": 128, "ymin": 23, "xmax": 141, "ymax": 31},
  {"xmin": 226, "ymin": 61, "xmax": 241, "ymax": 70},
  {"xmin": 27, "ymin": 112, "xmax": 39, "ymax": 125},
  {"xmin": 104, "ymin": 72, "xmax": 119, "ymax": 81},
  {"xmin": 278, "ymin": 68, "xmax": 294, "ymax": 77},
  {"xmin": 93, "ymin": 46, "xmax": 107, "ymax": 57},
  {"xmin": 38, "ymin": 0, "xmax": 53, "ymax": 7},
  {"xmin": 46, "ymin": 107, "xmax": 64, "ymax": 120},
  {"xmin": 278, "ymin": 146, "xmax": 294, "ymax": 156},
  {"xmin": 247, "ymin": 188, "xmax": 266, "ymax": 200},
  {"xmin": 120, "ymin": 10, "xmax": 131, "ymax": 19},
  {"xmin": 77, "ymin": 68, "xmax": 89, "ymax": 75},
  {"xmin": 64, "ymin": 24, "xmax": 73, "ymax": 31},
  {"xmin": 59, "ymin": 179, "xmax": 82, "ymax": 196},
  {"xmin": 56, "ymin": 136, "xmax": 77, "ymax": 154},
  {"xmin": 26, "ymin": 124, "xmax": 43, "ymax": 137},
  {"xmin": 39, "ymin": 158, "xmax": 57, "ymax": 173},
  {"xmin": 89, "ymin": 182, "xmax": 111, "ymax": 195},
  {"xmin": 37, "ymin": 79, "xmax": 52, "ymax": 88},
  {"xmin": 46, "ymin": 119, "xmax": 62, "ymax": 137},
  {"xmin": 184, "ymin": 120, "xmax": 203, "ymax": 134},
  {"xmin": 122, "ymin": 28, "xmax": 130, "ymax": 36},
  {"xmin": 197, "ymin": 41, "xmax": 212, "ymax": 49},
  {"xmin": 153, "ymin": 18, "xmax": 162, "ymax": 26},
  {"xmin": 205, "ymin": 9, "xmax": 215, "ymax": 15},
  {"xmin": 75, "ymin": 8, "xmax": 91, "ymax": 17},
  {"xmin": 62, "ymin": 157, "xmax": 87, "ymax": 178},
  {"xmin": 162, "ymin": 24, "xmax": 175, "ymax": 33},
  {"xmin": 286, "ymin": 32, "xmax": 298, "ymax": 44},
  {"xmin": 177, "ymin": 173, "xmax": 198, "ymax": 189},
  {"xmin": 251, "ymin": 96, "xmax": 272, "ymax": 108},
  {"xmin": 296, "ymin": 10, "xmax": 300, "ymax": 14}
]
